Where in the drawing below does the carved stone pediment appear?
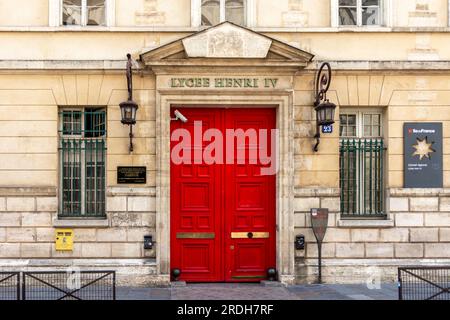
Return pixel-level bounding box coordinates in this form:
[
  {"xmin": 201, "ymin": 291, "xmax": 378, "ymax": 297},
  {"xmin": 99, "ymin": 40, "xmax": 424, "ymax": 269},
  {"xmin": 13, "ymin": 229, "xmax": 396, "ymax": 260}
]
[
  {"xmin": 182, "ymin": 23, "xmax": 272, "ymax": 58},
  {"xmin": 140, "ymin": 22, "xmax": 314, "ymax": 72}
]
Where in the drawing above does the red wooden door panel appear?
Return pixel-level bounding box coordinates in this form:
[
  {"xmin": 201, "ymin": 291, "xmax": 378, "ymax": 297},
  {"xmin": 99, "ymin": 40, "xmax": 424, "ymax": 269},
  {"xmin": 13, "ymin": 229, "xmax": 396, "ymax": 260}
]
[
  {"xmin": 170, "ymin": 108, "xmax": 223, "ymax": 282},
  {"xmin": 170, "ymin": 107, "xmax": 276, "ymax": 282},
  {"xmin": 224, "ymin": 109, "xmax": 276, "ymax": 282}
]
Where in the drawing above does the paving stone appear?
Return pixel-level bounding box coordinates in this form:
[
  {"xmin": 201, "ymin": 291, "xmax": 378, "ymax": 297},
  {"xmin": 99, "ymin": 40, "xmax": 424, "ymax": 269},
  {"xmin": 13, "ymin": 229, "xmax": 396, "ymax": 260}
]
[
  {"xmin": 348, "ymin": 294, "xmax": 374, "ymax": 300},
  {"xmin": 260, "ymin": 280, "xmax": 284, "ymax": 287},
  {"xmin": 114, "ymin": 283, "xmax": 398, "ymax": 300},
  {"xmin": 170, "ymin": 281, "xmax": 187, "ymax": 287}
]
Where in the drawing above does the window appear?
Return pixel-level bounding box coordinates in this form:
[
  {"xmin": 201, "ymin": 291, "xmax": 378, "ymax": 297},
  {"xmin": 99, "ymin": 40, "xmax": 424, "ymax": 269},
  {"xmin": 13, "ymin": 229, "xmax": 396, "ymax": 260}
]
[
  {"xmin": 59, "ymin": 108, "xmax": 107, "ymax": 218},
  {"xmin": 63, "ymin": 0, "xmax": 106, "ymax": 26},
  {"xmin": 201, "ymin": 0, "xmax": 246, "ymax": 26},
  {"xmin": 339, "ymin": 110, "xmax": 386, "ymax": 218},
  {"xmin": 338, "ymin": 0, "xmax": 380, "ymax": 26}
]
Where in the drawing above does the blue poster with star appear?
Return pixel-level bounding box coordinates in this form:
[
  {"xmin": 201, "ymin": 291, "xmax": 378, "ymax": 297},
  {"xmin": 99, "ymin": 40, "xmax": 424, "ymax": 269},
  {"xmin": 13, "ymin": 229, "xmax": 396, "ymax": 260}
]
[{"xmin": 404, "ymin": 123, "xmax": 443, "ymax": 188}]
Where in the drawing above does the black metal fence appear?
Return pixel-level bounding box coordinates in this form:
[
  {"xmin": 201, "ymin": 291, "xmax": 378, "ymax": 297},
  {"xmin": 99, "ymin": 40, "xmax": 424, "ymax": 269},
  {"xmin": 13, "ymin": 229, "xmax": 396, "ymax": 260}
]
[
  {"xmin": 0, "ymin": 272, "xmax": 20, "ymax": 300},
  {"xmin": 23, "ymin": 271, "xmax": 116, "ymax": 300},
  {"xmin": 0, "ymin": 271, "xmax": 115, "ymax": 300},
  {"xmin": 399, "ymin": 267, "xmax": 450, "ymax": 300}
]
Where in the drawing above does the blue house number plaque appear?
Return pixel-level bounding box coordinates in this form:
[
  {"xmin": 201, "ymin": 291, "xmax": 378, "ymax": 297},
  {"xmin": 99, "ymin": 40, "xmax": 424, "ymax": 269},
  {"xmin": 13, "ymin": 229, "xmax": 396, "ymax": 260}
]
[{"xmin": 322, "ymin": 125, "xmax": 333, "ymax": 134}]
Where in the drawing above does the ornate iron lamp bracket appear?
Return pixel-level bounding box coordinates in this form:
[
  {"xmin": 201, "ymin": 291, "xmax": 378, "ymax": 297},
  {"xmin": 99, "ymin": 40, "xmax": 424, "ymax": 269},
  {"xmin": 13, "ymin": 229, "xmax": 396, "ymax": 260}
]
[
  {"xmin": 313, "ymin": 62, "xmax": 333, "ymax": 152},
  {"xmin": 120, "ymin": 54, "xmax": 139, "ymax": 153}
]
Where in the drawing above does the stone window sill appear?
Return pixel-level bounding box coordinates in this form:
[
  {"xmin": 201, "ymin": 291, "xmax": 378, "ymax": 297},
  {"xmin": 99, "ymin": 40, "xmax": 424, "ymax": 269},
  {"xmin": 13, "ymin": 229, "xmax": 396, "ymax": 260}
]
[
  {"xmin": 337, "ymin": 219, "xmax": 394, "ymax": 228},
  {"xmin": 53, "ymin": 218, "xmax": 109, "ymax": 228}
]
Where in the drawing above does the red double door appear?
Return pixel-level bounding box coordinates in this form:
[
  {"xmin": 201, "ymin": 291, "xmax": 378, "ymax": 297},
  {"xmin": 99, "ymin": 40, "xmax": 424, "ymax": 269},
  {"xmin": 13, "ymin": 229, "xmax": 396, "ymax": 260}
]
[{"xmin": 170, "ymin": 107, "xmax": 276, "ymax": 282}]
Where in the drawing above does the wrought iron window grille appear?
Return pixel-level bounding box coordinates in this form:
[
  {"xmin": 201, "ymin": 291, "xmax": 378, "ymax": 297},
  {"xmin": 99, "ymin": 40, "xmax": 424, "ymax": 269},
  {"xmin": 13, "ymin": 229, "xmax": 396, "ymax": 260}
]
[{"xmin": 58, "ymin": 109, "xmax": 107, "ymax": 218}]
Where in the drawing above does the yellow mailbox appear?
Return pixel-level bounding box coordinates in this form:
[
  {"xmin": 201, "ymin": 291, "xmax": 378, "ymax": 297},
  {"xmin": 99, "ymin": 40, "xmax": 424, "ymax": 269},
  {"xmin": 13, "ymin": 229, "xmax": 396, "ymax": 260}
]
[{"xmin": 55, "ymin": 229, "xmax": 74, "ymax": 251}]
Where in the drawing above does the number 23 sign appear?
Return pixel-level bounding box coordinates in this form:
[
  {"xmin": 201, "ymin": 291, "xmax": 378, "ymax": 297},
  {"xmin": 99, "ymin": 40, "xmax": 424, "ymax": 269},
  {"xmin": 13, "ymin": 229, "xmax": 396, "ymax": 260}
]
[{"xmin": 322, "ymin": 125, "xmax": 333, "ymax": 134}]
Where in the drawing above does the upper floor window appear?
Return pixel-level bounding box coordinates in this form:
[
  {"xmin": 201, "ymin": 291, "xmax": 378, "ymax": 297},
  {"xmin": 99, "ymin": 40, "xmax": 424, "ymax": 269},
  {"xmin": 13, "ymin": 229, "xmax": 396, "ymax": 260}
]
[
  {"xmin": 63, "ymin": 0, "xmax": 106, "ymax": 26},
  {"xmin": 201, "ymin": 0, "xmax": 246, "ymax": 26},
  {"xmin": 339, "ymin": 0, "xmax": 380, "ymax": 26}
]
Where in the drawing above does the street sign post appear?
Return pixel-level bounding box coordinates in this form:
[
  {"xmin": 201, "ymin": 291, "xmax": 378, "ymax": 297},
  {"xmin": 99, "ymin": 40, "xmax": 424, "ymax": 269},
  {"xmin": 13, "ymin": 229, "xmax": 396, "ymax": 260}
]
[{"xmin": 311, "ymin": 208, "xmax": 329, "ymax": 284}]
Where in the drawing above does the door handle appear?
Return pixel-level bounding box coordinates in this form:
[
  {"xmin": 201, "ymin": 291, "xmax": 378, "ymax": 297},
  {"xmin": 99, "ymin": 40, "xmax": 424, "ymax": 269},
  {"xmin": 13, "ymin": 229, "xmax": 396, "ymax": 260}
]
[
  {"xmin": 176, "ymin": 232, "xmax": 215, "ymax": 239},
  {"xmin": 231, "ymin": 232, "xmax": 270, "ymax": 239}
]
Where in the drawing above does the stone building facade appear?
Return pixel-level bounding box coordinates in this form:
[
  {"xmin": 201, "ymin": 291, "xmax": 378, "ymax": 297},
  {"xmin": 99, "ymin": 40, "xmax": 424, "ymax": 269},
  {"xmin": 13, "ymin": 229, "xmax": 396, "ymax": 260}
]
[{"xmin": 0, "ymin": 0, "xmax": 450, "ymax": 285}]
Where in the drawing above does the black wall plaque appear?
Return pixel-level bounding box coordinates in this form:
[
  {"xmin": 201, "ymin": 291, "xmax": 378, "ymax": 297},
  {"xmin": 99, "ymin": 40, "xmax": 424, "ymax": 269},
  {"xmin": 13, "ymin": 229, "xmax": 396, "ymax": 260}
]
[
  {"xmin": 404, "ymin": 123, "xmax": 443, "ymax": 188},
  {"xmin": 117, "ymin": 167, "xmax": 147, "ymax": 184}
]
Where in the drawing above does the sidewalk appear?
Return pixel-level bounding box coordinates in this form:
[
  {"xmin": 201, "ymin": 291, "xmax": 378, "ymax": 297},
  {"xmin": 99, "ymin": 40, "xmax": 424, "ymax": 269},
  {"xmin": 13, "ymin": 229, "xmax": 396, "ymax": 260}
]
[{"xmin": 116, "ymin": 283, "xmax": 398, "ymax": 300}]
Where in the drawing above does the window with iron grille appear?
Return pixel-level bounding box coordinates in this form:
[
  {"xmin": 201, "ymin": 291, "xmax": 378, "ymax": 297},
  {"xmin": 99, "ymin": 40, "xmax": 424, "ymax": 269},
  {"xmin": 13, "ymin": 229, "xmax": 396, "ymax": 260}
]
[
  {"xmin": 339, "ymin": 110, "xmax": 386, "ymax": 218},
  {"xmin": 338, "ymin": 0, "xmax": 381, "ymax": 26},
  {"xmin": 59, "ymin": 108, "xmax": 106, "ymax": 218}
]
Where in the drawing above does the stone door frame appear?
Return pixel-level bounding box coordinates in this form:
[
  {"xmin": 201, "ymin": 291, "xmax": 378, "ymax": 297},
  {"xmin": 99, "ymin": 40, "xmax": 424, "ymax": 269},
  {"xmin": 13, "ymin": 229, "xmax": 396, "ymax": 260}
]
[{"xmin": 155, "ymin": 89, "xmax": 295, "ymax": 284}]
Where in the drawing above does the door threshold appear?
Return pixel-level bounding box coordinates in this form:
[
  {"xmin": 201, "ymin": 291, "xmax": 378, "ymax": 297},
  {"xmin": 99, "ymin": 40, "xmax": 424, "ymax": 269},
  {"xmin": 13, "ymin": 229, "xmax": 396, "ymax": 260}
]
[
  {"xmin": 260, "ymin": 280, "xmax": 284, "ymax": 287},
  {"xmin": 169, "ymin": 280, "xmax": 283, "ymax": 287},
  {"xmin": 170, "ymin": 281, "xmax": 187, "ymax": 287}
]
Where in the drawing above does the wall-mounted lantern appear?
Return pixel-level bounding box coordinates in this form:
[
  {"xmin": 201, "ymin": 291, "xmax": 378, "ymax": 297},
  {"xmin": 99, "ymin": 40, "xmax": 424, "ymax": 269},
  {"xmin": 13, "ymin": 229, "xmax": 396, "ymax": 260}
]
[
  {"xmin": 313, "ymin": 62, "xmax": 336, "ymax": 152},
  {"xmin": 120, "ymin": 53, "xmax": 139, "ymax": 153}
]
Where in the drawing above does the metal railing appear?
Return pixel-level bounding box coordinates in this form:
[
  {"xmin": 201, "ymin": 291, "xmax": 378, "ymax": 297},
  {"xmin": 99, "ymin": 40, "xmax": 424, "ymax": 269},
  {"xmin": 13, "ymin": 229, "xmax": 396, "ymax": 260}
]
[
  {"xmin": 21, "ymin": 271, "xmax": 116, "ymax": 301},
  {"xmin": 0, "ymin": 272, "xmax": 20, "ymax": 300},
  {"xmin": 399, "ymin": 267, "xmax": 450, "ymax": 300},
  {"xmin": 339, "ymin": 138, "xmax": 386, "ymax": 218}
]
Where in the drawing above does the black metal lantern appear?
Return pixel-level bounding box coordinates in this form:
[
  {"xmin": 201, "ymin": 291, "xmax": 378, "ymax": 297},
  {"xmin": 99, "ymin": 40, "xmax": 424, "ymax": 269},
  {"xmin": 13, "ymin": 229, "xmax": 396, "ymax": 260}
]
[
  {"xmin": 120, "ymin": 100, "xmax": 138, "ymax": 125},
  {"xmin": 315, "ymin": 101, "xmax": 336, "ymax": 127},
  {"xmin": 313, "ymin": 62, "xmax": 336, "ymax": 152},
  {"xmin": 120, "ymin": 54, "xmax": 139, "ymax": 153}
]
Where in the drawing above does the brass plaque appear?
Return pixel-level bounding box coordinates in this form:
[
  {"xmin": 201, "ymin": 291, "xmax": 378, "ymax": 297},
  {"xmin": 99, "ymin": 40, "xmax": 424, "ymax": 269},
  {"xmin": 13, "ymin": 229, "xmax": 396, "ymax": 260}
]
[
  {"xmin": 231, "ymin": 232, "xmax": 269, "ymax": 239},
  {"xmin": 176, "ymin": 232, "xmax": 215, "ymax": 239},
  {"xmin": 117, "ymin": 167, "xmax": 146, "ymax": 184}
]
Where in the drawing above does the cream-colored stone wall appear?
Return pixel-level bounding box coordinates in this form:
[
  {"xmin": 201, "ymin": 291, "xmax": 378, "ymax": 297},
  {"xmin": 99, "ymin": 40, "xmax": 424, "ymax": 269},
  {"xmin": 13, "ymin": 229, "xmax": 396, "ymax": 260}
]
[
  {"xmin": 2, "ymin": 32, "xmax": 450, "ymax": 62},
  {"xmin": 1, "ymin": 0, "xmax": 450, "ymax": 28},
  {"xmin": 1, "ymin": 1, "xmax": 450, "ymax": 286},
  {"xmin": 0, "ymin": 188, "xmax": 155, "ymax": 255},
  {"xmin": 294, "ymin": 72, "xmax": 450, "ymax": 189},
  {"xmin": 0, "ymin": 73, "xmax": 158, "ymax": 285},
  {"xmin": 292, "ymin": 71, "xmax": 450, "ymax": 283},
  {"xmin": 294, "ymin": 188, "xmax": 450, "ymax": 283},
  {"xmin": 0, "ymin": 0, "xmax": 48, "ymax": 27},
  {"xmin": 395, "ymin": 0, "xmax": 448, "ymax": 27},
  {"xmin": 115, "ymin": 0, "xmax": 191, "ymax": 27},
  {"xmin": 258, "ymin": 0, "xmax": 330, "ymax": 28},
  {"xmin": 0, "ymin": 185, "xmax": 158, "ymax": 285},
  {"xmin": 1, "ymin": 69, "xmax": 449, "ymax": 285},
  {"xmin": 0, "ymin": 0, "xmax": 191, "ymax": 28},
  {"xmin": 0, "ymin": 73, "xmax": 156, "ymax": 187}
]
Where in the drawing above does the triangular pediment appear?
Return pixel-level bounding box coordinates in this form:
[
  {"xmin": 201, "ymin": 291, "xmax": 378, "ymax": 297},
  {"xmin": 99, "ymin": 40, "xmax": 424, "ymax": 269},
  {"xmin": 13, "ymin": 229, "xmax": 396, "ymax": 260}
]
[{"xmin": 140, "ymin": 22, "xmax": 314, "ymax": 71}]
